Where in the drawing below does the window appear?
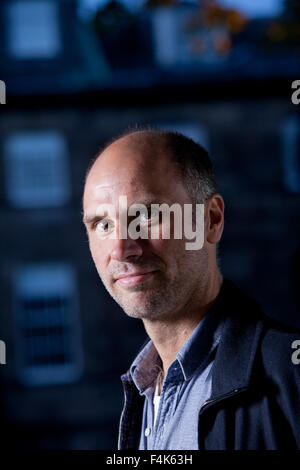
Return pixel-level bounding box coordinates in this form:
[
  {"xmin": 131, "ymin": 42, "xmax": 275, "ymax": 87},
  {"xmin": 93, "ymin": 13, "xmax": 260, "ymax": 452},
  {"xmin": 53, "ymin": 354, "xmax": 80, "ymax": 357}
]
[
  {"xmin": 13, "ymin": 263, "xmax": 83, "ymax": 386},
  {"xmin": 4, "ymin": 130, "xmax": 71, "ymax": 209},
  {"xmin": 154, "ymin": 121, "xmax": 210, "ymax": 152},
  {"xmin": 6, "ymin": 0, "xmax": 62, "ymax": 60},
  {"xmin": 152, "ymin": 7, "xmax": 179, "ymax": 68},
  {"xmin": 280, "ymin": 116, "xmax": 300, "ymax": 193},
  {"xmin": 151, "ymin": 6, "xmax": 231, "ymax": 68}
]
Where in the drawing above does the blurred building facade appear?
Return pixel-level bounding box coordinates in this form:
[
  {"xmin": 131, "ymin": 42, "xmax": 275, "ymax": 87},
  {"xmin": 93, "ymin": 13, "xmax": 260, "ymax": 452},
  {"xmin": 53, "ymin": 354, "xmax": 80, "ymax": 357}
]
[{"xmin": 0, "ymin": 0, "xmax": 300, "ymax": 450}]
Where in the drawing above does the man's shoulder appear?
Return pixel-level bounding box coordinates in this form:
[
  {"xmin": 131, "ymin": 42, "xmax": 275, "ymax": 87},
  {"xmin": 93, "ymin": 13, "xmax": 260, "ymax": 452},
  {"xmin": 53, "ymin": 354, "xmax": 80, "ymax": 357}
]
[
  {"xmin": 260, "ymin": 313, "xmax": 300, "ymax": 373},
  {"xmin": 222, "ymin": 278, "xmax": 300, "ymax": 335},
  {"xmin": 221, "ymin": 278, "xmax": 300, "ymax": 372},
  {"xmin": 261, "ymin": 313, "xmax": 300, "ymax": 343}
]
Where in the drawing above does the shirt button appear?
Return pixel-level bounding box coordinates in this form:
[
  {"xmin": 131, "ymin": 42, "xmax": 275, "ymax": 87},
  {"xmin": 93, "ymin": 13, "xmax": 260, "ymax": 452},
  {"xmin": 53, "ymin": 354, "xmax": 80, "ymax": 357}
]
[{"xmin": 145, "ymin": 427, "xmax": 151, "ymax": 437}]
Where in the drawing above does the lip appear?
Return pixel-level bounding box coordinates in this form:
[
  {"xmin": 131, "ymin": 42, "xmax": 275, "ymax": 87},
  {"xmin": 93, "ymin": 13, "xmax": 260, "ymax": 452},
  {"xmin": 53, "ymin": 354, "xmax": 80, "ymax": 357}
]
[{"xmin": 115, "ymin": 271, "xmax": 158, "ymax": 287}]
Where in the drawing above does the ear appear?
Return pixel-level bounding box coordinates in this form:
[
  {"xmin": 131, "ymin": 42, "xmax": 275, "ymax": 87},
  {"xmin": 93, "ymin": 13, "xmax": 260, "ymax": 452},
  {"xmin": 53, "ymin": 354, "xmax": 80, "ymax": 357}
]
[{"xmin": 205, "ymin": 194, "xmax": 225, "ymax": 244}]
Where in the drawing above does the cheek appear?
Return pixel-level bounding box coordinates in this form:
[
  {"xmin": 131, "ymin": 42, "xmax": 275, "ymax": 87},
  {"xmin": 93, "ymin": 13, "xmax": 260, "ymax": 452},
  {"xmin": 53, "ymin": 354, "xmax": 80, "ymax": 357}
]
[
  {"xmin": 152, "ymin": 237, "xmax": 185, "ymax": 265},
  {"xmin": 89, "ymin": 236, "xmax": 109, "ymax": 270}
]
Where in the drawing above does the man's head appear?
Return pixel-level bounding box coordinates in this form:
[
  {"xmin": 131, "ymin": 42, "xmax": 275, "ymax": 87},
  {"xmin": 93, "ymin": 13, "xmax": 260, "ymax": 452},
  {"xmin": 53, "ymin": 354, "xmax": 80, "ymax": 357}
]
[{"xmin": 83, "ymin": 128, "xmax": 224, "ymax": 322}]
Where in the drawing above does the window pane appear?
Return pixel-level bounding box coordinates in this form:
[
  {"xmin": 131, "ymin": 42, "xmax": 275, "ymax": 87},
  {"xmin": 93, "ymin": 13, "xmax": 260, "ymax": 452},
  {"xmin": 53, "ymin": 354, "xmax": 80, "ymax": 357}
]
[
  {"xmin": 4, "ymin": 130, "xmax": 71, "ymax": 208},
  {"xmin": 7, "ymin": 0, "xmax": 62, "ymax": 59},
  {"xmin": 154, "ymin": 121, "xmax": 210, "ymax": 152},
  {"xmin": 14, "ymin": 263, "xmax": 83, "ymax": 386}
]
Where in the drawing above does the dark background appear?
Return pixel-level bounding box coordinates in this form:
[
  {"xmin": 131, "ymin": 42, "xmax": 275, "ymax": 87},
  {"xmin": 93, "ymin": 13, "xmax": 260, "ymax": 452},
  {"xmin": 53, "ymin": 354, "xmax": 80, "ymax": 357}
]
[{"xmin": 0, "ymin": 0, "xmax": 300, "ymax": 450}]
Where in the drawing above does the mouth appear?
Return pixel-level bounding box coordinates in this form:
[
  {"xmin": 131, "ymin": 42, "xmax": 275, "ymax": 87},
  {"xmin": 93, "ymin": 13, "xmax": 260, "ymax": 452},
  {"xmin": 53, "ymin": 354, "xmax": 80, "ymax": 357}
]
[{"xmin": 115, "ymin": 270, "xmax": 159, "ymax": 287}]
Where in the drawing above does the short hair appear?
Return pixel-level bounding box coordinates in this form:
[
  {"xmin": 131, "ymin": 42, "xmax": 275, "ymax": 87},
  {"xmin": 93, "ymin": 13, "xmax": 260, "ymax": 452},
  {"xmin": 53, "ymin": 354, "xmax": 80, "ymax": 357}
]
[{"xmin": 85, "ymin": 126, "xmax": 218, "ymax": 204}]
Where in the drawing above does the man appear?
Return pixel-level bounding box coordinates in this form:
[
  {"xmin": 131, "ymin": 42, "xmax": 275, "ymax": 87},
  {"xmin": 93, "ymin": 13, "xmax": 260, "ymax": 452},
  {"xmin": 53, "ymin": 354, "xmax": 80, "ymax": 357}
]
[{"xmin": 83, "ymin": 128, "xmax": 300, "ymax": 450}]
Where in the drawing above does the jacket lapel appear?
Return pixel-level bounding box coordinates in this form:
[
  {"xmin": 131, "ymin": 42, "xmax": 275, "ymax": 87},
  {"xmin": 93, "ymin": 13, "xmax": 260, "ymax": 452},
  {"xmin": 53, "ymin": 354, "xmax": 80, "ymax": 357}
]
[{"xmin": 210, "ymin": 279, "xmax": 265, "ymax": 398}]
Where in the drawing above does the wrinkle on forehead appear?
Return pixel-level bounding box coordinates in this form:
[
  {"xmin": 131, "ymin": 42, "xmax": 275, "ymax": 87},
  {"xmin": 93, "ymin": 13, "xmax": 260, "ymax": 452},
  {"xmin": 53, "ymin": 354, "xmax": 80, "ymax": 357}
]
[
  {"xmin": 91, "ymin": 167, "xmax": 144, "ymax": 189},
  {"xmin": 91, "ymin": 177, "xmax": 141, "ymax": 203},
  {"xmin": 93, "ymin": 173, "xmax": 139, "ymax": 189},
  {"xmin": 87, "ymin": 152, "xmax": 170, "ymax": 193},
  {"xmin": 88, "ymin": 157, "xmax": 153, "ymax": 191}
]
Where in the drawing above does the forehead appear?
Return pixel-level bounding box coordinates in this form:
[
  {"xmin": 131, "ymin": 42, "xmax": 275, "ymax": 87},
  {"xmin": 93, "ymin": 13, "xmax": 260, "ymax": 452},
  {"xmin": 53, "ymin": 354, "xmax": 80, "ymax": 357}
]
[{"xmin": 83, "ymin": 140, "xmax": 186, "ymax": 207}]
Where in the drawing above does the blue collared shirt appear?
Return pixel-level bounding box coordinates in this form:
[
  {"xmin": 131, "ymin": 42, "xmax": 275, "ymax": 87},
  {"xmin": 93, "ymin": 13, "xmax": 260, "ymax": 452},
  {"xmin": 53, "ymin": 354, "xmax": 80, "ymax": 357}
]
[{"xmin": 128, "ymin": 304, "xmax": 225, "ymax": 450}]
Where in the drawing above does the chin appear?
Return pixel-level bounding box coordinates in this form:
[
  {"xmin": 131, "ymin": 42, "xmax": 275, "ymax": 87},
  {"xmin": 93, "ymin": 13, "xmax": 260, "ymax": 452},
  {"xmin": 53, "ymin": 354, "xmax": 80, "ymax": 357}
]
[
  {"xmin": 112, "ymin": 287, "xmax": 173, "ymax": 320},
  {"xmin": 122, "ymin": 303, "xmax": 168, "ymax": 321},
  {"xmin": 122, "ymin": 305, "xmax": 152, "ymax": 319}
]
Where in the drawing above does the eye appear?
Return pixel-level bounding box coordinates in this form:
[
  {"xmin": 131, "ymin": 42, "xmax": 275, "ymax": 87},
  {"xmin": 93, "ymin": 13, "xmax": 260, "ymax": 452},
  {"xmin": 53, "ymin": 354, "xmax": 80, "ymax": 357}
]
[{"xmin": 95, "ymin": 218, "xmax": 114, "ymax": 235}]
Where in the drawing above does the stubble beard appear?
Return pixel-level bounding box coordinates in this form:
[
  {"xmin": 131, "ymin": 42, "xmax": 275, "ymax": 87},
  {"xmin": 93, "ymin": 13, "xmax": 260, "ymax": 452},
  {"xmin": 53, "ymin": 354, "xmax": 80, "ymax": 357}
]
[
  {"xmin": 101, "ymin": 250, "xmax": 208, "ymax": 322},
  {"xmin": 100, "ymin": 272, "xmax": 174, "ymax": 321}
]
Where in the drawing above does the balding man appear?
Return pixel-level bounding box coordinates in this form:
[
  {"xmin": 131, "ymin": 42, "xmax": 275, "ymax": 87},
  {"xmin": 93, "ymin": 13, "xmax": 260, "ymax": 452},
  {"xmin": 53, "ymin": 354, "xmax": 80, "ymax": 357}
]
[{"xmin": 83, "ymin": 129, "xmax": 300, "ymax": 450}]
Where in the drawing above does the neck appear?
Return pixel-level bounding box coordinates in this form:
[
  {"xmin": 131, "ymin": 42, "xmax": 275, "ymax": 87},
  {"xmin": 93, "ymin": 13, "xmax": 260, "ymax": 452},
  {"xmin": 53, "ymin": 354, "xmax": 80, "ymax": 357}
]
[{"xmin": 143, "ymin": 270, "xmax": 223, "ymax": 379}]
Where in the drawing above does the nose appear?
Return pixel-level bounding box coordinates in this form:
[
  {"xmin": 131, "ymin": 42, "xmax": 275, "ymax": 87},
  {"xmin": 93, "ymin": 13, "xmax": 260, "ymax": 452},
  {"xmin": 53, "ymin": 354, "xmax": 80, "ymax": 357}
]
[{"xmin": 110, "ymin": 236, "xmax": 143, "ymax": 262}]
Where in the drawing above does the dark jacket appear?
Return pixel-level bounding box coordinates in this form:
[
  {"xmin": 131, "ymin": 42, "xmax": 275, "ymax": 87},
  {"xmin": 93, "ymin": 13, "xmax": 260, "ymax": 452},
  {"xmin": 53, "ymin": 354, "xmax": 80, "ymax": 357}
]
[{"xmin": 118, "ymin": 279, "xmax": 300, "ymax": 449}]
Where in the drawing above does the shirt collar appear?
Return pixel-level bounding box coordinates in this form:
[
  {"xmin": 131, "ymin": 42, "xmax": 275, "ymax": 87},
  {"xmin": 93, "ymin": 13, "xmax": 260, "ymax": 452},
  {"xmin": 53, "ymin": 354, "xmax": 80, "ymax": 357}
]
[{"xmin": 130, "ymin": 339, "xmax": 162, "ymax": 394}]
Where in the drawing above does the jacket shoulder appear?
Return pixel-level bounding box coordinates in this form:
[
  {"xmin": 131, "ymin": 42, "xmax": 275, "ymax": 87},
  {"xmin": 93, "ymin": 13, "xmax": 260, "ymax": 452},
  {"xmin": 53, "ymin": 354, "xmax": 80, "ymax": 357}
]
[
  {"xmin": 260, "ymin": 313, "xmax": 300, "ymax": 373},
  {"xmin": 222, "ymin": 278, "xmax": 300, "ymax": 376}
]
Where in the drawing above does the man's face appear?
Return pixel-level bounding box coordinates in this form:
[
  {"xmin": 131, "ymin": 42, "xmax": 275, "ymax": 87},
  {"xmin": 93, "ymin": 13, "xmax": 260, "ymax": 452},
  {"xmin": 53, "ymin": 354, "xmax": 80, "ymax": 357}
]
[{"xmin": 83, "ymin": 137, "xmax": 209, "ymax": 321}]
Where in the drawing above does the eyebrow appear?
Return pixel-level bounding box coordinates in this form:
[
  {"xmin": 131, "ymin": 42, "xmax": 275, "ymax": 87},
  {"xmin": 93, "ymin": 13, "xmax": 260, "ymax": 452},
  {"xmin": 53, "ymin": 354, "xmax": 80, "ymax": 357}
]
[
  {"xmin": 83, "ymin": 198, "xmax": 162, "ymax": 226},
  {"xmin": 83, "ymin": 214, "xmax": 104, "ymax": 225}
]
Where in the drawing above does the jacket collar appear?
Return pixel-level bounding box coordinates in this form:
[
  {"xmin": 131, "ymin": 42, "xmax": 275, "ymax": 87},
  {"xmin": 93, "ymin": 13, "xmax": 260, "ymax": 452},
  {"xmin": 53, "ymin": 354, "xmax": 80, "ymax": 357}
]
[{"xmin": 209, "ymin": 279, "xmax": 265, "ymax": 398}]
